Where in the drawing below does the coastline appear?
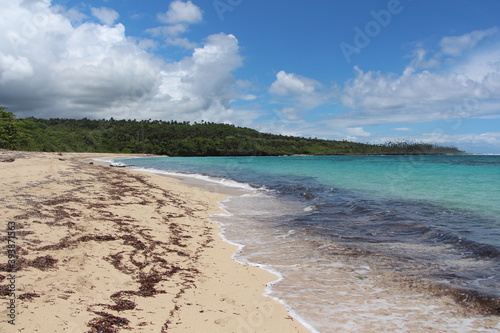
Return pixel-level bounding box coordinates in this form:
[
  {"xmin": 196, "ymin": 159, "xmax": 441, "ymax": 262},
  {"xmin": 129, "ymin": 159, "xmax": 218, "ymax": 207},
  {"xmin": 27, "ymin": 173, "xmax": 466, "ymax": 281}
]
[
  {"xmin": 0, "ymin": 151, "xmax": 309, "ymax": 332},
  {"xmin": 113, "ymin": 154, "xmax": 500, "ymax": 332}
]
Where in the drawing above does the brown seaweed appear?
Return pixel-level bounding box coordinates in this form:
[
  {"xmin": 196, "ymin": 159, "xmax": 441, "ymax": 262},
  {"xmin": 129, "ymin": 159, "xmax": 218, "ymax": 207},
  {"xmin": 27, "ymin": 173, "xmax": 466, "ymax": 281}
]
[{"xmin": 86, "ymin": 311, "xmax": 130, "ymax": 333}]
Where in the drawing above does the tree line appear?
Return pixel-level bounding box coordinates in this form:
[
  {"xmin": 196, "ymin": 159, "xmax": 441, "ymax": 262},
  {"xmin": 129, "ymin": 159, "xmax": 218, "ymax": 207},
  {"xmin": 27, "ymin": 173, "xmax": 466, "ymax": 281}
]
[{"xmin": 0, "ymin": 107, "xmax": 464, "ymax": 156}]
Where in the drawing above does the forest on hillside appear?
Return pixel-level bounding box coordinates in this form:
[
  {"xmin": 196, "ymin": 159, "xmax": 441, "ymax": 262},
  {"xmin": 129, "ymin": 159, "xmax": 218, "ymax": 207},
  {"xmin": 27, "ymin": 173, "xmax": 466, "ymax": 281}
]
[{"xmin": 0, "ymin": 107, "xmax": 464, "ymax": 156}]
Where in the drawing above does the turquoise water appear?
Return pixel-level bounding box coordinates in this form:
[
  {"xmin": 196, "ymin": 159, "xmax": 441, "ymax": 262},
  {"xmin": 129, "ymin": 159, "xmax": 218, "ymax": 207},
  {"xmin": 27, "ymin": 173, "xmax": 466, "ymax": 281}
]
[
  {"xmin": 116, "ymin": 155, "xmax": 500, "ymax": 331},
  {"xmin": 120, "ymin": 155, "xmax": 500, "ymax": 218}
]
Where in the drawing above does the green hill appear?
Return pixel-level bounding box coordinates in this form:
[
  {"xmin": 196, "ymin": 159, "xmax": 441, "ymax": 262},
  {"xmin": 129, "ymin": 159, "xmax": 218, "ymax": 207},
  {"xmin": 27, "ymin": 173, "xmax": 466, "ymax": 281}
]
[{"xmin": 0, "ymin": 107, "xmax": 464, "ymax": 156}]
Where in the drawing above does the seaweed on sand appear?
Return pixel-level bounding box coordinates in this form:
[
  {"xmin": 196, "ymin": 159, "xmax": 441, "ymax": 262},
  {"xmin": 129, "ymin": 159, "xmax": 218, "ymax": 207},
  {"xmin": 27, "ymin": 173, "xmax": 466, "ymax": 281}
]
[
  {"xmin": 29, "ymin": 255, "xmax": 58, "ymax": 271},
  {"xmin": 18, "ymin": 292, "xmax": 40, "ymax": 300},
  {"xmin": 86, "ymin": 311, "xmax": 130, "ymax": 333}
]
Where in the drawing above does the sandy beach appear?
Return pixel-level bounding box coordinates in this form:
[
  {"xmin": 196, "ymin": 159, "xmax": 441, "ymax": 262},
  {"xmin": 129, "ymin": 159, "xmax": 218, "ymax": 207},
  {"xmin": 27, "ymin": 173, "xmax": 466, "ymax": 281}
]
[{"xmin": 0, "ymin": 151, "xmax": 309, "ymax": 333}]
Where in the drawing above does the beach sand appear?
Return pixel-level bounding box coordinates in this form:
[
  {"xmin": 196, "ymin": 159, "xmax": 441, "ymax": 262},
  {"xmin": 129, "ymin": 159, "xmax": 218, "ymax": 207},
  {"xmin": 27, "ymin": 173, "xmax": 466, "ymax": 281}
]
[{"xmin": 0, "ymin": 151, "xmax": 309, "ymax": 333}]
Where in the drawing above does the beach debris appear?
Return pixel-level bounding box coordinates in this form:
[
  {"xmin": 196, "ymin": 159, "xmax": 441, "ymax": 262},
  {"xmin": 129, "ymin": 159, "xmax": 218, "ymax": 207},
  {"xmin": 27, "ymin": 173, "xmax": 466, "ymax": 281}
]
[
  {"xmin": 108, "ymin": 299, "xmax": 137, "ymax": 312},
  {"xmin": 1, "ymin": 158, "xmax": 15, "ymax": 162},
  {"xmin": 18, "ymin": 292, "xmax": 41, "ymax": 301},
  {"xmin": 108, "ymin": 292, "xmax": 137, "ymax": 312},
  {"xmin": 136, "ymin": 271, "xmax": 168, "ymax": 297},
  {"xmin": 4, "ymin": 160, "xmax": 210, "ymax": 331},
  {"xmin": 0, "ymin": 285, "xmax": 11, "ymax": 296},
  {"xmin": 121, "ymin": 234, "xmax": 147, "ymax": 250},
  {"xmin": 29, "ymin": 255, "xmax": 58, "ymax": 271},
  {"xmin": 36, "ymin": 234, "xmax": 117, "ymax": 251},
  {"xmin": 86, "ymin": 311, "xmax": 130, "ymax": 333}
]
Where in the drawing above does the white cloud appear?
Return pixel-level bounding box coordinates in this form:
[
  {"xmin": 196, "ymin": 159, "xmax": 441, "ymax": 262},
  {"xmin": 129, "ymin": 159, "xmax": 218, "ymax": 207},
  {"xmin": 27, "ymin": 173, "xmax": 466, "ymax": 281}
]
[
  {"xmin": 440, "ymin": 28, "xmax": 498, "ymax": 57},
  {"xmin": 269, "ymin": 71, "xmax": 319, "ymax": 96},
  {"xmin": 0, "ymin": 54, "xmax": 33, "ymax": 83},
  {"xmin": 346, "ymin": 127, "xmax": 371, "ymax": 137},
  {"xmin": 52, "ymin": 5, "xmax": 87, "ymax": 24},
  {"xmin": 166, "ymin": 37, "xmax": 197, "ymax": 49},
  {"xmin": 336, "ymin": 59, "xmax": 500, "ymax": 127},
  {"xmin": 91, "ymin": 7, "xmax": 119, "ymax": 26},
  {"xmin": 0, "ymin": 1, "xmax": 243, "ymax": 123},
  {"xmin": 411, "ymin": 28, "xmax": 499, "ymax": 69},
  {"xmin": 147, "ymin": 24, "xmax": 187, "ymax": 38},
  {"xmin": 276, "ymin": 107, "xmax": 303, "ymax": 121},
  {"xmin": 454, "ymin": 47, "xmax": 500, "ymax": 83},
  {"xmin": 260, "ymin": 30, "xmax": 500, "ymax": 152},
  {"xmin": 422, "ymin": 132, "xmax": 499, "ymax": 144},
  {"xmin": 241, "ymin": 94, "xmax": 257, "ymax": 101},
  {"xmin": 135, "ymin": 38, "xmax": 157, "ymax": 50},
  {"xmin": 268, "ymin": 71, "xmax": 336, "ymax": 120},
  {"xmin": 147, "ymin": 1, "xmax": 203, "ymax": 49},
  {"xmin": 150, "ymin": 33, "xmax": 243, "ymax": 120},
  {"xmin": 420, "ymin": 132, "xmax": 500, "ymax": 153},
  {"xmin": 157, "ymin": 0, "xmax": 202, "ymax": 24}
]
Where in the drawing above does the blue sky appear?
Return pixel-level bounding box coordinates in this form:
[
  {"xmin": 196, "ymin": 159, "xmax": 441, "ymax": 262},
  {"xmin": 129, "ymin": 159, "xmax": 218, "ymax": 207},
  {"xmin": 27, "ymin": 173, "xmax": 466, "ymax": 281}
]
[{"xmin": 1, "ymin": 0, "xmax": 500, "ymax": 153}]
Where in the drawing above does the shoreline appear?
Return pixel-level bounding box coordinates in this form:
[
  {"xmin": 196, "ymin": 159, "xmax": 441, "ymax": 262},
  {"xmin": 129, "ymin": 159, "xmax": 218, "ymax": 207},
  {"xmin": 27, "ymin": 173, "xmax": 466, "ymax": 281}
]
[
  {"xmin": 102, "ymin": 156, "xmax": 318, "ymax": 332},
  {"xmin": 113, "ymin": 154, "xmax": 500, "ymax": 332},
  {"xmin": 0, "ymin": 151, "xmax": 310, "ymax": 332}
]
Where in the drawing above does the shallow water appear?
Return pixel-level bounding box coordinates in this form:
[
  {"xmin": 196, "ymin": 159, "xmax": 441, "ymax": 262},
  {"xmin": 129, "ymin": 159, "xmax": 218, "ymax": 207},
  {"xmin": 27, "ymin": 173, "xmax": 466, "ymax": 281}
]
[{"xmin": 117, "ymin": 155, "xmax": 500, "ymax": 332}]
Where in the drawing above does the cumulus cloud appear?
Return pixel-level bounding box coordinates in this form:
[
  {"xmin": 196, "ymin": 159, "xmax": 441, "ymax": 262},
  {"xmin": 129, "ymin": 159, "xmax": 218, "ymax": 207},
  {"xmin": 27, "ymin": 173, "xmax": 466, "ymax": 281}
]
[
  {"xmin": 336, "ymin": 59, "xmax": 500, "ymax": 127},
  {"xmin": 158, "ymin": 0, "xmax": 203, "ymax": 24},
  {"xmin": 147, "ymin": 1, "xmax": 203, "ymax": 49},
  {"xmin": 269, "ymin": 71, "xmax": 336, "ymax": 120},
  {"xmin": 53, "ymin": 6, "xmax": 87, "ymax": 24},
  {"xmin": 91, "ymin": 7, "xmax": 119, "ymax": 26},
  {"xmin": 0, "ymin": 54, "xmax": 33, "ymax": 83},
  {"xmin": 345, "ymin": 127, "xmax": 371, "ymax": 137},
  {"xmin": 0, "ymin": 0, "xmax": 242, "ymax": 122},
  {"xmin": 149, "ymin": 33, "xmax": 243, "ymax": 120},
  {"xmin": 269, "ymin": 71, "xmax": 319, "ymax": 96}
]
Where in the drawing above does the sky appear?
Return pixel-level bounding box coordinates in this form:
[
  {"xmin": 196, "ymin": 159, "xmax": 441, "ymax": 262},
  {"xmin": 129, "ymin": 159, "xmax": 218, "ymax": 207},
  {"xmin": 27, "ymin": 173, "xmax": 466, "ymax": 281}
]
[{"xmin": 1, "ymin": 0, "xmax": 500, "ymax": 153}]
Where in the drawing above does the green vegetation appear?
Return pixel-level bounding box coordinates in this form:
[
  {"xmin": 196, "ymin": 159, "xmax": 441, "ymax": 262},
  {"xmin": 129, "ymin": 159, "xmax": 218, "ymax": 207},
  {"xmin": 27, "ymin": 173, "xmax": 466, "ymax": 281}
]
[
  {"xmin": 0, "ymin": 107, "xmax": 23, "ymax": 150},
  {"xmin": 0, "ymin": 107, "xmax": 464, "ymax": 156}
]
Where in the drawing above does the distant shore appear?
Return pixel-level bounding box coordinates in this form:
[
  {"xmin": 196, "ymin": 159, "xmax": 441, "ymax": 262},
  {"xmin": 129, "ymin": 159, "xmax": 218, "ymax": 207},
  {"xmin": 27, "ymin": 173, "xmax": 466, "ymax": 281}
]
[{"xmin": 0, "ymin": 151, "xmax": 309, "ymax": 332}]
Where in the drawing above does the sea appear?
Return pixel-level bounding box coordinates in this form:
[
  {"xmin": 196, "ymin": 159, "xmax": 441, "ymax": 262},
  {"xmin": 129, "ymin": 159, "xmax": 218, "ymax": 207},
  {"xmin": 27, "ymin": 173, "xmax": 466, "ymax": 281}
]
[{"xmin": 114, "ymin": 155, "xmax": 500, "ymax": 332}]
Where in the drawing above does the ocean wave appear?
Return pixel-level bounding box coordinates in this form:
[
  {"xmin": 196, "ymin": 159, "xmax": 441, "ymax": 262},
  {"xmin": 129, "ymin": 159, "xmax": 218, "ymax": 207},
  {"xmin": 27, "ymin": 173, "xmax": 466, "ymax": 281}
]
[{"xmin": 130, "ymin": 167, "xmax": 260, "ymax": 192}]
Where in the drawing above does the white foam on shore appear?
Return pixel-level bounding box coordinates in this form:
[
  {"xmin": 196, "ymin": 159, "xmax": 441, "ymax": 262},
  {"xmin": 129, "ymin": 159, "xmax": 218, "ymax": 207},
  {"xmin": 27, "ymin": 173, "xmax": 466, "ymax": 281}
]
[
  {"xmin": 91, "ymin": 158, "xmax": 117, "ymax": 164},
  {"xmin": 213, "ymin": 195, "xmax": 320, "ymax": 333},
  {"xmin": 131, "ymin": 167, "xmax": 259, "ymax": 192},
  {"xmin": 209, "ymin": 194, "xmax": 500, "ymax": 333}
]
